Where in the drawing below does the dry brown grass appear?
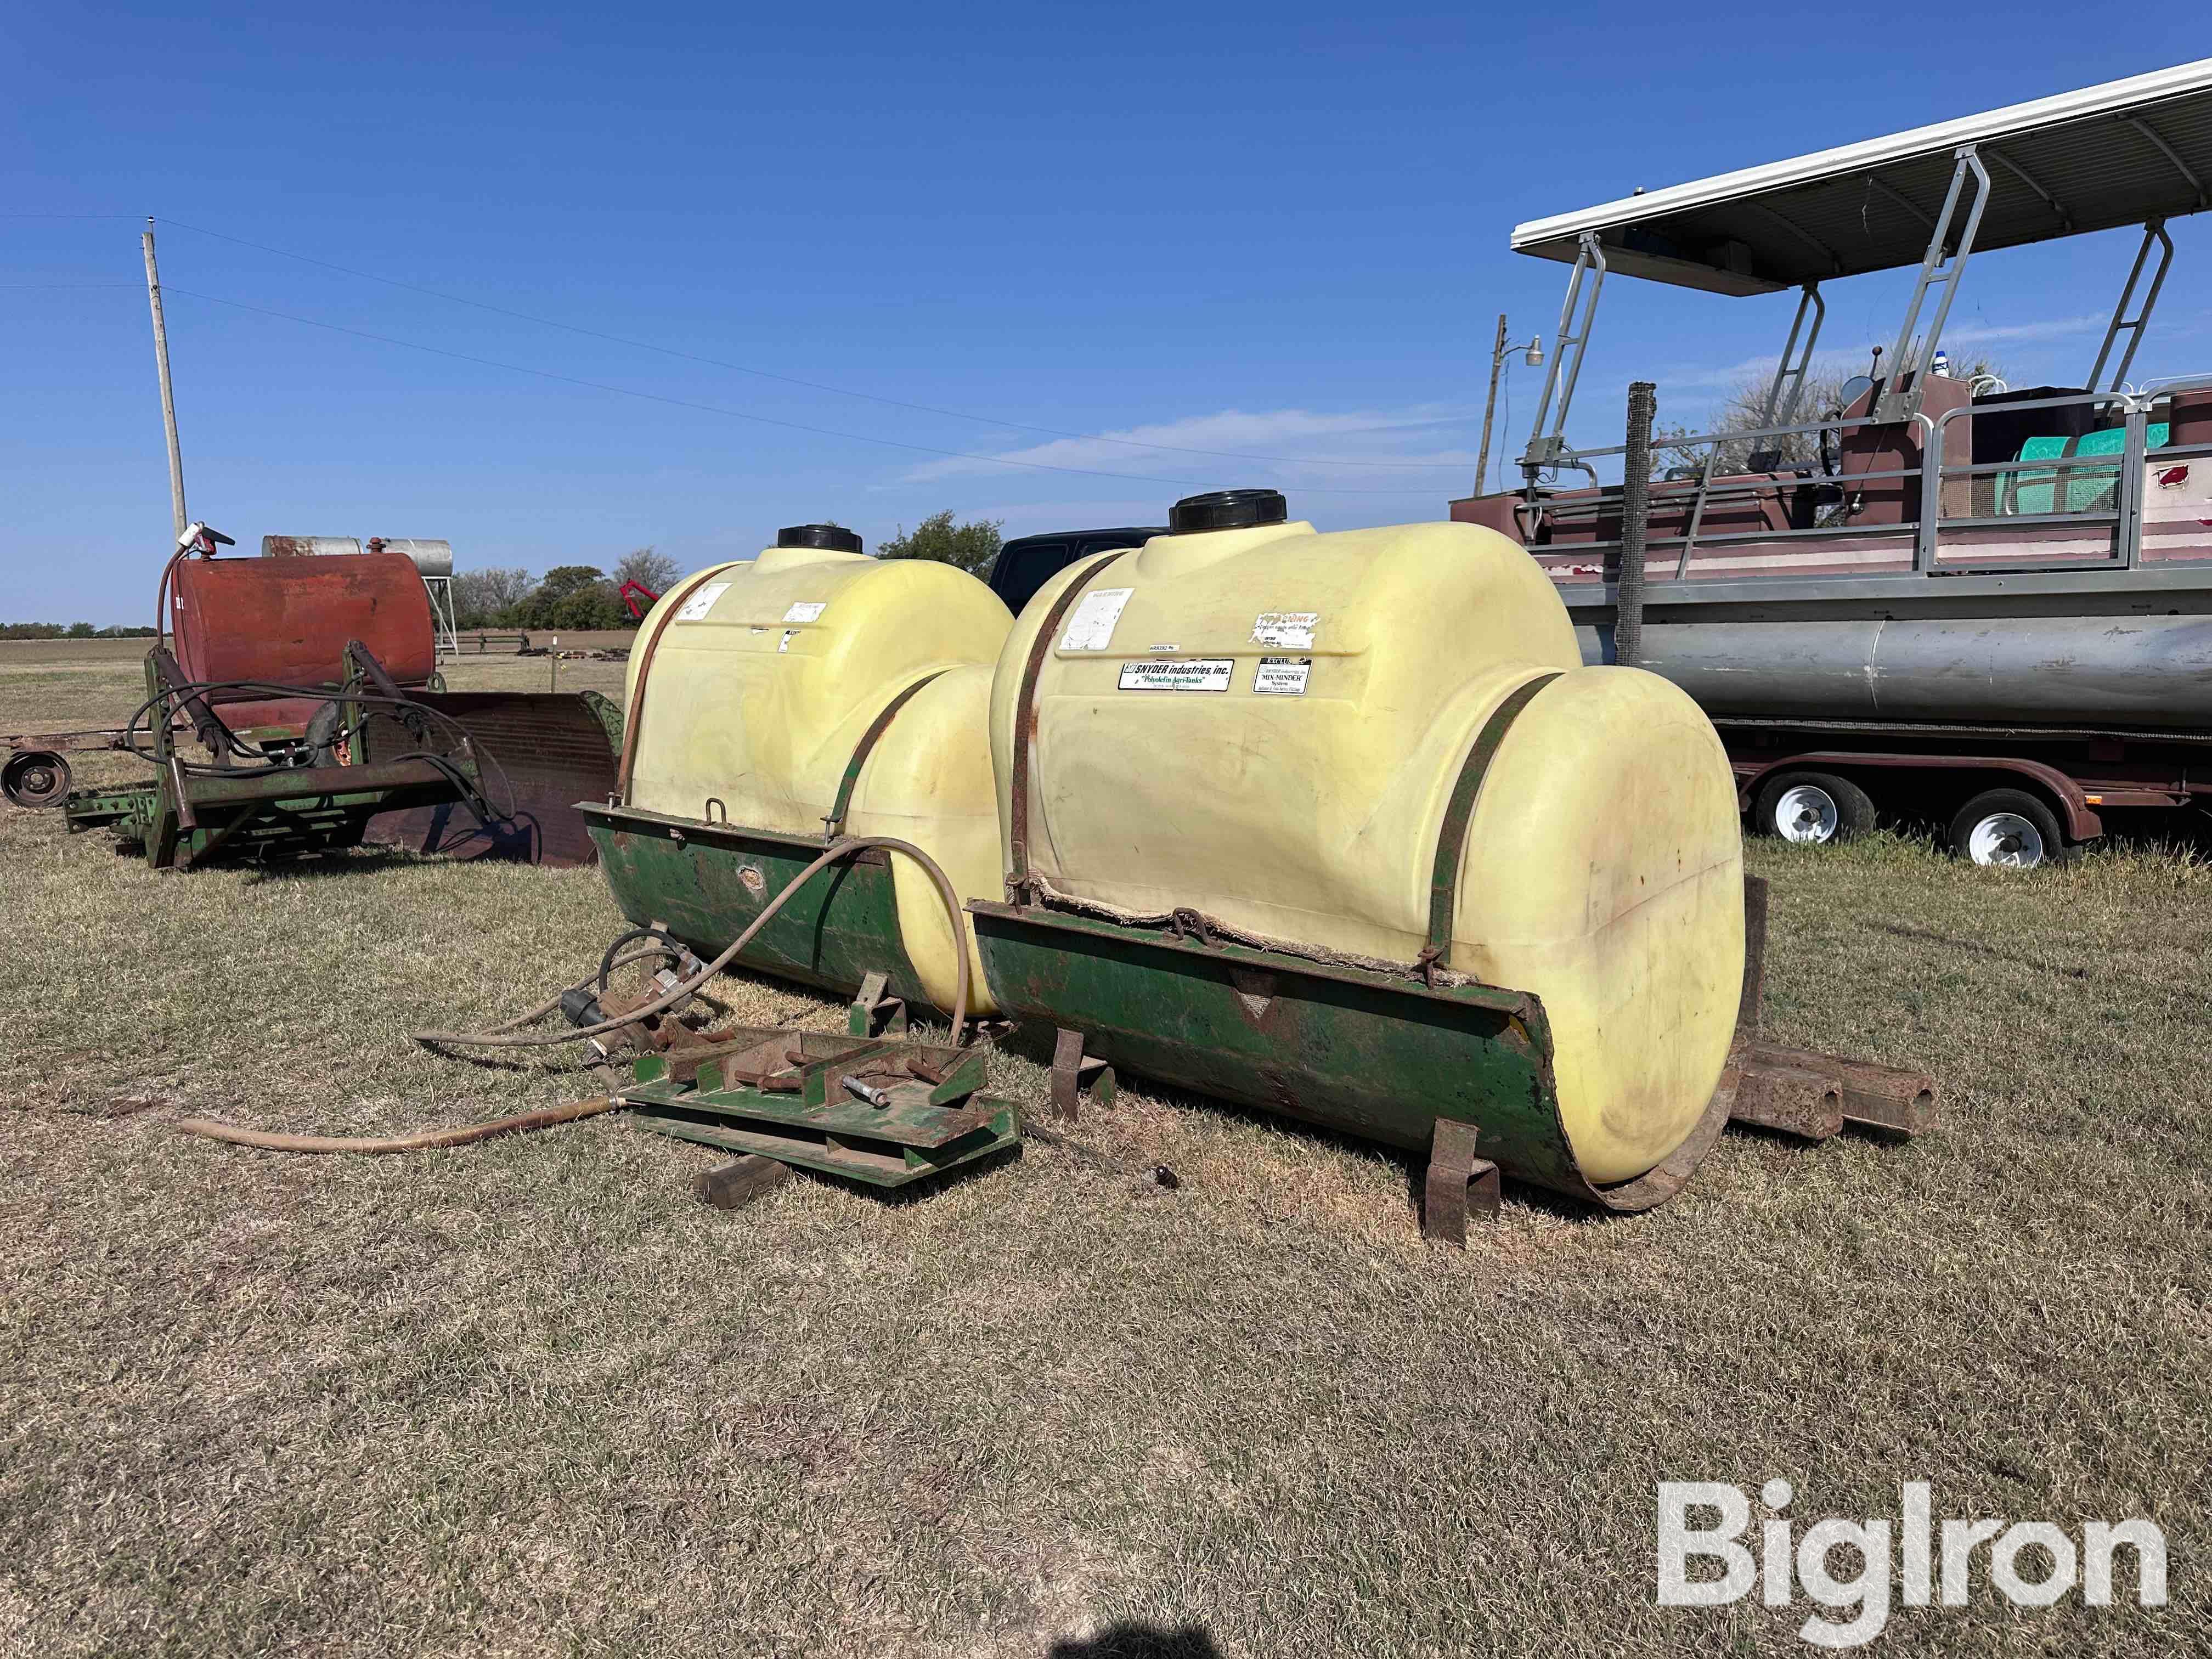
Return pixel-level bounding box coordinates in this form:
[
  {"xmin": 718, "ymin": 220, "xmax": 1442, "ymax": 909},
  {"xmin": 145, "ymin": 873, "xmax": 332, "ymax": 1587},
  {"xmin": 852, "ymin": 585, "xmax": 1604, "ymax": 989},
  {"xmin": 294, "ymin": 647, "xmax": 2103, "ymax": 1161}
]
[{"xmin": 2, "ymin": 639, "xmax": 2207, "ymax": 1656}]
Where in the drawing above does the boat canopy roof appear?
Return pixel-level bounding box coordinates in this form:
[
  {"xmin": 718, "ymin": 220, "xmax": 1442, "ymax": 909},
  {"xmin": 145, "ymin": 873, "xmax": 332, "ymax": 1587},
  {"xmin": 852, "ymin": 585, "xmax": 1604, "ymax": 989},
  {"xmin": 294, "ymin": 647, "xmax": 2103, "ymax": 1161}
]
[{"xmin": 1512, "ymin": 59, "xmax": 2212, "ymax": 296}]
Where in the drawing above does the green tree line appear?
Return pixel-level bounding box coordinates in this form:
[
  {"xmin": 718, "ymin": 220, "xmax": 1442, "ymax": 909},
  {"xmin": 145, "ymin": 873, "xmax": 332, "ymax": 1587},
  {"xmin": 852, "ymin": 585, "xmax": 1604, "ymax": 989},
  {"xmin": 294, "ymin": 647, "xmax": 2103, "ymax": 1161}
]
[
  {"xmin": 452, "ymin": 548, "xmax": 679, "ymax": 631},
  {"xmin": 448, "ymin": 518, "xmax": 1008, "ymax": 633},
  {"xmin": 0, "ymin": 622, "xmax": 159, "ymax": 640}
]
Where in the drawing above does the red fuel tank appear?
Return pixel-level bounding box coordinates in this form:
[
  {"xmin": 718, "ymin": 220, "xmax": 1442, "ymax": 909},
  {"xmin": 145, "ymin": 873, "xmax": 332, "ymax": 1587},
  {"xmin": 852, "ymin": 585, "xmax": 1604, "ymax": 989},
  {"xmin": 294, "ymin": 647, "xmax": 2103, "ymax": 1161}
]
[{"xmin": 171, "ymin": 551, "xmax": 435, "ymax": 725}]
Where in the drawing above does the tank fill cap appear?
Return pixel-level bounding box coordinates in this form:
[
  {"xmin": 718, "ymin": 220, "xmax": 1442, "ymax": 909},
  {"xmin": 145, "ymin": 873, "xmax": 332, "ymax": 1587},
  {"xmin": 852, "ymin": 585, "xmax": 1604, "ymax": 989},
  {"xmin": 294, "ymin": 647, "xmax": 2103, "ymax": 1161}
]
[
  {"xmin": 777, "ymin": 523, "xmax": 864, "ymax": 554},
  {"xmin": 1169, "ymin": 489, "xmax": 1288, "ymax": 535}
]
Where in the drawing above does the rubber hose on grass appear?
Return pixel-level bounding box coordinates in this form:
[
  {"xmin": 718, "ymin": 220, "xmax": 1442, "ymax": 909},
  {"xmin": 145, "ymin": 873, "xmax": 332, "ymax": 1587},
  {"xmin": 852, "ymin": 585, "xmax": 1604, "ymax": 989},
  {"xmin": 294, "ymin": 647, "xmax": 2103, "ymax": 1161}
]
[
  {"xmin": 174, "ymin": 838, "xmax": 972, "ymax": 1157},
  {"xmin": 409, "ymin": 835, "xmax": 971, "ymax": 1052}
]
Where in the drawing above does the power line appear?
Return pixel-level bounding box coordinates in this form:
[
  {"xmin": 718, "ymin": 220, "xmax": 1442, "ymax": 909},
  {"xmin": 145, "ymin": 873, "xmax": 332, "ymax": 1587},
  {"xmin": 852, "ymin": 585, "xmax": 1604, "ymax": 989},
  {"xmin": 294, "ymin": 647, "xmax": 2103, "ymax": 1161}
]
[
  {"xmin": 162, "ymin": 285, "xmax": 1432, "ymax": 495},
  {"xmin": 156, "ymin": 216, "xmax": 1471, "ymax": 471}
]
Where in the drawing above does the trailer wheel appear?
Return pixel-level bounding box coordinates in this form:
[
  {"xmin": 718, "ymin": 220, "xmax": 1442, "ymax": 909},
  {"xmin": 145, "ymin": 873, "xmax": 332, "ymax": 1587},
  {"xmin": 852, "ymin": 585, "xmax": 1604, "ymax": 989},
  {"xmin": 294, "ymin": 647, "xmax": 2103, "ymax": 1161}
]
[
  {"xmin": 1752, "ymin": 770, "xmax": 1875, "ymax": 845},
  {"xmin": 1949, "ymin": 789, "xmax": 2068, "ymax": 869},
  {"xmin": 2, "ymin": 749, "xmax": 72, "ymax": 809}
]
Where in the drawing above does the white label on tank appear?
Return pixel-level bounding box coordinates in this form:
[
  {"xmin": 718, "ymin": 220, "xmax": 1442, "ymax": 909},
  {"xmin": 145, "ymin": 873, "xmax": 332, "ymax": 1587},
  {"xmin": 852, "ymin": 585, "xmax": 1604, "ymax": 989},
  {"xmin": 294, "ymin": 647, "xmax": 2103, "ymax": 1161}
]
[
  {"xmin": 1253, "ymin": 656, "xmax": 1312, "ymax": 695},
  {"xmin": 781, "ymin": 600, "xmax": 827, "ymax": 623},
  {"xmin": 1251, "ymin": 611, "xmax": 1319, "ymax": 649},
  {"xmin": 1060, "ymin": 587, "xmax": 1134, "ymax": 651},
  {"xmin": 777, "ymin": 629, "xmax": 799, "ymax": 653},
  {"xmin": 674, "ymin": 581, "xmax": 730, "ymax": 622},
  {"xmin": 1118, "ymin": 657, "xmax": 1233, "ymax": 692}
]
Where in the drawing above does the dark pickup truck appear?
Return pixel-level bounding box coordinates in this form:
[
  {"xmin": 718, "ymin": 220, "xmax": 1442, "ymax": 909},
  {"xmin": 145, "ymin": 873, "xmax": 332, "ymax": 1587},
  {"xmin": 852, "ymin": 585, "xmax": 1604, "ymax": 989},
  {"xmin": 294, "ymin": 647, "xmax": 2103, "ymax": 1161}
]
[{"xmin": 985, "ymin": 526, "xmax": 1165, "ymax": 616}]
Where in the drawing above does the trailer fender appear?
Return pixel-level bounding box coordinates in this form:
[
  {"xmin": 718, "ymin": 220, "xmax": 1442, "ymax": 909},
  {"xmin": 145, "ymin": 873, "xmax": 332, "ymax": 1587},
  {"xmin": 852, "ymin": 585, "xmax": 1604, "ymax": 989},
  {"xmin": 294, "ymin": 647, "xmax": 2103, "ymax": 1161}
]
[{"xmin": 1735, "ymin": 751, "xmax": 2104, "ymax": 842}]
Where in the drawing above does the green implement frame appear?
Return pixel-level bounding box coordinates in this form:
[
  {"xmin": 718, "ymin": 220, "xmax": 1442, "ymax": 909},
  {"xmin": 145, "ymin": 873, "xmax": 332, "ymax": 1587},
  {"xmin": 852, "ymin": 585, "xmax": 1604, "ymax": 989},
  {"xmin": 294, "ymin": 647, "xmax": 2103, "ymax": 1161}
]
[
  {"xmin": 966, "ymin": 898, "xmax": 1733, "ymax": 1215},
  {"xmin": 63, "ymin": 648, "xmax": 476, "ymax": 869}
]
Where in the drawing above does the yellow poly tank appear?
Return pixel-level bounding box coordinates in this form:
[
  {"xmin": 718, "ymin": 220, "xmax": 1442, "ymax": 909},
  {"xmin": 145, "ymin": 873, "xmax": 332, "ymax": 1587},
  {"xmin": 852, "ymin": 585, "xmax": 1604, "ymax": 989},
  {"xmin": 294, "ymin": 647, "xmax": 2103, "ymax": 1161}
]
[
  {"xmin": 989, "ymin": 492, "xmax": 1743, "ymax": 1183},
  {"xmin": 622, "ymin": 525, "xmax": 1013, "ymax": 1013}
]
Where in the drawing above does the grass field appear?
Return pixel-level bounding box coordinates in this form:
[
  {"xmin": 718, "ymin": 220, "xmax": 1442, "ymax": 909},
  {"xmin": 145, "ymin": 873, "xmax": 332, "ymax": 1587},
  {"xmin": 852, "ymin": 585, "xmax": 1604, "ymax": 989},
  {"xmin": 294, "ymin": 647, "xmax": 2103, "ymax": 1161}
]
[{"xmin": 3, "ymin": 639, "xmax": 2206, "ymax": 1657}]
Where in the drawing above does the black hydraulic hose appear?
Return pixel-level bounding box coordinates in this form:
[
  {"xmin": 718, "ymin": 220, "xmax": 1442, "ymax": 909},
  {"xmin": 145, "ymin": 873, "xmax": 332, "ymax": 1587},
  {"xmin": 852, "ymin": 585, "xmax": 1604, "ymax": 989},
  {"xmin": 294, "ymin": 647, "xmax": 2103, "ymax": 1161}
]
[
  {"xmin": 413, "ymin": 836, "xmax": 972, "ymax": 1052},
  {"xmin": 597, "ymin": 926, "xmax": 690, "ymax": 993},
  {"xmin": 122, "ymin": 679, "xmax": 524, "ymax": 822}
]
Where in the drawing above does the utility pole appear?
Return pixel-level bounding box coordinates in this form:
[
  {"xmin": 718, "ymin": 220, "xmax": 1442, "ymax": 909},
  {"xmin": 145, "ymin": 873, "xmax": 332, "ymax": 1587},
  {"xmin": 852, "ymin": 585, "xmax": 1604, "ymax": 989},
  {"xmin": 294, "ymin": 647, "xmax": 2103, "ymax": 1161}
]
[
  {"xmin": 142, "ymin": 217, "xmax": 187, "ymax": 539},
  {"xmin": 1475, "ymin": 312, "xmax": 1508, "ymax": 499}
]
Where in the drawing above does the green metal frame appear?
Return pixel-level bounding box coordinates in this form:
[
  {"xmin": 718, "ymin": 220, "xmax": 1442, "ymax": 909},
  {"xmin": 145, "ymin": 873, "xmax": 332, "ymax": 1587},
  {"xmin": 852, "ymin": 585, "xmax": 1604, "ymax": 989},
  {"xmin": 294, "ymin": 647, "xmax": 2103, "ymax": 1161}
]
[
  {"xmin": 62, "ymin": 651, "xmax": 464, "ymax": 868},
  {"xmin": 584, "ymin": 803, "xmax": 934, "ymax": 1010},
  {"xmin": 968, "ymin": 898, "xmax": 1729, "ymax": 1211},
  {"xmin": 620, "ymin": 1027, "xmax": 1018, "ymax": 1187}
]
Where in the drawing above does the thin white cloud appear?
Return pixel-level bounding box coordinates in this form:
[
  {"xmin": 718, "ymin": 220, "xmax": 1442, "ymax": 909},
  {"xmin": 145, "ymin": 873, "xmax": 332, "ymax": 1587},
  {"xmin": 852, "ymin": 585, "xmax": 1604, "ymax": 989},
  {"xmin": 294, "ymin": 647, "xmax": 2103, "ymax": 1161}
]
[
  {"xmin": 1942, "ymin": 312, "xmax": 2104, "ymax": 347},
  {"xmin": 899, "ymin": 404, "xmax": 1480, "ymax": 486}
]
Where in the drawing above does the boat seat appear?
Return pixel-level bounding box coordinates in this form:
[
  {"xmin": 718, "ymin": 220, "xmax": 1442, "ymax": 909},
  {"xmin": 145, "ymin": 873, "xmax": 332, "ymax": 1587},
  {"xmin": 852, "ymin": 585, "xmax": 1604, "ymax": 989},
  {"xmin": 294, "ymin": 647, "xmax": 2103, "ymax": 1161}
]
[{"xmin": 2001, "ymin": 424, "xmax": 2169, "ymax": 515}]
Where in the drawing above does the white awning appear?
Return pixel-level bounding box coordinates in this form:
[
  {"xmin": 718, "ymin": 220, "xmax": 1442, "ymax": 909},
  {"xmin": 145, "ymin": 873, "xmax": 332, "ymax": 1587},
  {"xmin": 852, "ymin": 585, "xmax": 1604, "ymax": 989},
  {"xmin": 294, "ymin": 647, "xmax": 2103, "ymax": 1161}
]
[{"xmin": 1513, "ymin": 59, "xmax": 2212, "ymax": 294}]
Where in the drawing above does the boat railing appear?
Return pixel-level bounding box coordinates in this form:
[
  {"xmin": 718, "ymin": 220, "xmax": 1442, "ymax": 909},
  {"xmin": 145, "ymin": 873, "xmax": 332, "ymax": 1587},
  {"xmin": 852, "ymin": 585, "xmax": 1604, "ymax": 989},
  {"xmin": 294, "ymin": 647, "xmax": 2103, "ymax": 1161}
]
[
  {"xmin": 1526, "ymin": 407, "xmax": 1935, "ymax": 578},
  {"xmin": 1531, "ymin": 377, "xmax": 2212, "ymax": 580}
]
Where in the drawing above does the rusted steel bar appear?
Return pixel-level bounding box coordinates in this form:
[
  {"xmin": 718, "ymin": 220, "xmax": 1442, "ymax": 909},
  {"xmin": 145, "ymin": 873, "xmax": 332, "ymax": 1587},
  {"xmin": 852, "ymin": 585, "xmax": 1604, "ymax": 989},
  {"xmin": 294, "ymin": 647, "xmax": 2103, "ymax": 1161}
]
[
  {"xmin": 1730, "ymin": 1058, "xmax": 1846, "ymax": 1140},
  {"xmin": 1739, "ymin": 873, "xmax": 1769, "ymax": 1039},
  {"xmin": 1747, "ymin": 1042, "xmax": 1938, "ymax": 1138}
]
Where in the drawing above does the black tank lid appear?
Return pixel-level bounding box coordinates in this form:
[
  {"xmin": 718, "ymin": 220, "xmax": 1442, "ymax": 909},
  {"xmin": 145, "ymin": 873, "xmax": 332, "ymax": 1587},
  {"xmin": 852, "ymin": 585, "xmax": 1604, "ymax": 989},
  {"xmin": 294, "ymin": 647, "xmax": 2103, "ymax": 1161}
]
[
  {"xmin": 777, "ymin": 523, "xmax": 863, "ymax": 554},
  {"xmin": 1168, "ymin": 489, "xmax": 1288, "ymax": 534}
]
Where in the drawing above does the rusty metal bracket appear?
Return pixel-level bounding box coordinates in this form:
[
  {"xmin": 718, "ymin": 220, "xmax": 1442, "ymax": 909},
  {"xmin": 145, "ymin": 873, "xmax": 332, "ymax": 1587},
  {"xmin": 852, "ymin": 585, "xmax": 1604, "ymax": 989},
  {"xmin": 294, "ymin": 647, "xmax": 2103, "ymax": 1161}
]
[
  {"xmin": 1007, "ymin": 551, "xmax": 1134, "ymax": 902},
  {"xmin": 848, "ymin": 969, "xmax": 909, "ymax": 1039},
  {"xmin": 1420, "ymin": 1116, "xmax": 1501, "ymax": 1247},
  {"xmin": 1739, "ymin": 872, "xmax": 1769, "ymax": 1038},
  {"xmin": 614, "ymin": 566, "xmax": 736, "ymax": 805},
  {"xmin": 1049, "ymin": 1026, "xmax": 1116, "ymax": 1122},
  {"xmin": 1425, "ymin": 674, "xmax": 1561, "ymax": 966},
  {"xmin": 822, "ymin": 671, "xmax": 950, "ymax": 842}
]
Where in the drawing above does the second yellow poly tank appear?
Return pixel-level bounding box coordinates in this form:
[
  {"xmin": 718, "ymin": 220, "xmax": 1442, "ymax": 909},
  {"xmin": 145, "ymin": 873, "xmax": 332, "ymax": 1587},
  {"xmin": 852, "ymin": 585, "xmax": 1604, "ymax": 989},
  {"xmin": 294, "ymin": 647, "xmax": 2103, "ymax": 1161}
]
[
  {"xmin": 989, "ymin": 492, "xmax": 1744, "ymax": 1183},
  {"xmin": 623, "ymin": 524, "xmax": 1013, "ymax": 1013}
]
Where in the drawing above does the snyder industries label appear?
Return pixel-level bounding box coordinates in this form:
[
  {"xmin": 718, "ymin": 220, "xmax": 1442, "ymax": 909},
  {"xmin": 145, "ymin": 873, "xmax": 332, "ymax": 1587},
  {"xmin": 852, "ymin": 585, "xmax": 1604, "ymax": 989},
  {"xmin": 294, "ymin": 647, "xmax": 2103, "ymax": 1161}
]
[
  {"xmin": 1253, "ymin": 656, "xmax": 1313, "ymax": 695},
  {"xmin": 1059, "ymin": 587, "xmax": 1135, "ymax": 651},
  {"xmin": 674, "ymin": 580, "xmax": 730, "ymax": 622},
  {"xmin": 1118, "ymin": 657, "xmax": 1234, "ymax": 692},
  {"xmin": 1251, "ymin": 611, "xmax": 1319, "ymax": 649},
  {"xmin": 781, "ymin": 600, "xmax": 827, "ymax": 623}
]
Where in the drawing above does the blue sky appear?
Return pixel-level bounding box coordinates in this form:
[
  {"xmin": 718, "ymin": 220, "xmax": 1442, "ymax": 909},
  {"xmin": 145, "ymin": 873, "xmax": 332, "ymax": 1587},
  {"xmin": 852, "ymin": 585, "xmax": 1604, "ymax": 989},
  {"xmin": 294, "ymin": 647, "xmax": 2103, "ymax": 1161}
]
[{"xmin": 4, "ymin": 4, "xmax": 2208, "ymax": 622}]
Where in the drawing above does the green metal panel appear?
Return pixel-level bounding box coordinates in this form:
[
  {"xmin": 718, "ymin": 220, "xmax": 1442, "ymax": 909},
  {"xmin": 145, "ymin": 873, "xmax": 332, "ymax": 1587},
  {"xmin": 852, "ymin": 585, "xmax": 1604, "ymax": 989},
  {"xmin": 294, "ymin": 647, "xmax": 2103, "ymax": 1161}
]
[
  {"xmin": 584, "ymin": 803, "xmax": 931, "ymax": 1009},
  {"xmin": 967, "ymin": 899, "xmax": 1594, "ymax": 1197}
]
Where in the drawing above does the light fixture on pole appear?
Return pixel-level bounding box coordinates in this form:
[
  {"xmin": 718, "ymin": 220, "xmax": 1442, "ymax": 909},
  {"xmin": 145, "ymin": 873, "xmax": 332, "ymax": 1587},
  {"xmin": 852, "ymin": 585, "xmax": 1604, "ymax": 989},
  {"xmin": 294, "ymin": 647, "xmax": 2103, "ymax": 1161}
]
[{"xmin": 1476, "ymin": 321, "xmax": 1545, "ymax": 499}]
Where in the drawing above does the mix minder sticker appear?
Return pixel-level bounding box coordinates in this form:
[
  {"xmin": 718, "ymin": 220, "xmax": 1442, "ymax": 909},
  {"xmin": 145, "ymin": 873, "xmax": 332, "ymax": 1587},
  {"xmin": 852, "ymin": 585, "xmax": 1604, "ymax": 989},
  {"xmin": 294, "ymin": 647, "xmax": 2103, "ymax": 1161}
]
[
  {"xmin": 674, "ymin": 581, "xmax": 730, "ymax": 621},
  {"xmin": 1118, "ymin": 657, "xmax": 1234, "ymax": 692},
  {"xmin": 1253, "ymin": 656, "xmax": 1313, "ymax": 695},
  {"xmin": 1060, "ymin": 587, "xmax": 1134, "ymax": 651}
]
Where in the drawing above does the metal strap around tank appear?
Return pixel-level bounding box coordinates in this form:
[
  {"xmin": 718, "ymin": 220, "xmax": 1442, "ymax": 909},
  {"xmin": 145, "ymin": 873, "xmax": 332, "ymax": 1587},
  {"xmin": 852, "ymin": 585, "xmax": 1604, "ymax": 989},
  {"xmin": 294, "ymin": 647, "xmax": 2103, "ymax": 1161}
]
[
  {"xmin": 1424, "ymin": 673, "xmax": 1562, "ymax": 970},
  {"xmin": 613, "ymin": 566, "xmax": 737, "ymax": 805},
  {"xmin": 1007, "ymin": 551, "xmax": 1134, "ymax": 901},
  {"xmin": 821, "ymin": 669, "xmax": 950, "ymax": 841}
]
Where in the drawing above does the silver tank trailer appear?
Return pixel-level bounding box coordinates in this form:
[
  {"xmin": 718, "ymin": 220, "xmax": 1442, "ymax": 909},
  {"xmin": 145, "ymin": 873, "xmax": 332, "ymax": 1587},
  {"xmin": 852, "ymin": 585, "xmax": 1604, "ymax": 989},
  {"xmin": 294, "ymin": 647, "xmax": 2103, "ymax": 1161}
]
[
  {"xmin": 1573, "ymin": 608, "xmax": 2212, "ymax": 729},
  {"xmin": 260, "ymin": 534, "xmax": 453, "ymax": 578}
]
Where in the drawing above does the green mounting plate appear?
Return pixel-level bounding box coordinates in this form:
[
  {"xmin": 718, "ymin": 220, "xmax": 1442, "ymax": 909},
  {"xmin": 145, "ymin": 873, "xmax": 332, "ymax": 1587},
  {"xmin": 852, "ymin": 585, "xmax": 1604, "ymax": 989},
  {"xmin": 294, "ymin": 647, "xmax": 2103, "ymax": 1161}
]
[{"xmin": 620, "ymin": 1025, "xmax": 1018, "ymax": 1189}]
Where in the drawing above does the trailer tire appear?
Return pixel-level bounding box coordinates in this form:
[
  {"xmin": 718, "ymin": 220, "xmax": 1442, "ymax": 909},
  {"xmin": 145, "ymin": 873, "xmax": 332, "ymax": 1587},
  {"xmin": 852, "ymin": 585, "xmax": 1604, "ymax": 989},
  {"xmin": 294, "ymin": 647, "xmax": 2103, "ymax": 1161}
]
[
  {"xmin": 1751, "ymin": 770, "xmax": 1875, "ymax": 845},
  {"xmin": 3, "ymin": 748, "xmax": 72, "ymax": 809},
  {"xmin": 1949, "ymin": 789, "xmax": 2069, "ymax": 870}
]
